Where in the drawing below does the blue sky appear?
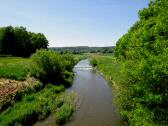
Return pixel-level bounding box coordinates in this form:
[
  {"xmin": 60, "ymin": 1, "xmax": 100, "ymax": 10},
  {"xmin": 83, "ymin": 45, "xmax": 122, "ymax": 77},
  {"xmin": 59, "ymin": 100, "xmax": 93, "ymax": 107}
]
[{"xmin": 0, "ymin": 0, "xmax": 149, "ymax": 47}]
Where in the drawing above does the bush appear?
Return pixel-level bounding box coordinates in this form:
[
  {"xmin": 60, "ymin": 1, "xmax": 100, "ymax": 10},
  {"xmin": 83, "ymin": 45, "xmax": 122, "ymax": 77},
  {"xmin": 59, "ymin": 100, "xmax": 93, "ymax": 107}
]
[
  {"xmin": 31, "ymin": 49, "xmax": 63, "ymax": 83},
  {"xmin": 61, "ymin": 54, "xmax": 75, "ymax": 72},
  {"xmin": 91, "ymin": 58, "xmax": 98, "ymax": 67},
  {"xmin": 31, "ymin": 49, "xmax": 75, "ymax": 85}
]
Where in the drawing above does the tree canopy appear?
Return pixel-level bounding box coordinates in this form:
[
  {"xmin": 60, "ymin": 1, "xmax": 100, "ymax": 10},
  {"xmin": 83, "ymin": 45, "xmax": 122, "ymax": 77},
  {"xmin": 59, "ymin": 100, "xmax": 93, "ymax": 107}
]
[
  {"xmin": 115, "ymin": 0, "xmax": 168, "ymax": 125},
  {"xmin": 0, "ymin": 26, "xmax": 48, "ymax": 57}
]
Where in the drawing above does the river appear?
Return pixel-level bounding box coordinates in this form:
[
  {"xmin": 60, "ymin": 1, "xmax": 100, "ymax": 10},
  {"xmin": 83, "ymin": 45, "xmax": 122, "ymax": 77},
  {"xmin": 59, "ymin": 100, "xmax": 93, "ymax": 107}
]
[{"xmin": 34, "ymin": 59, "xmax": 122, "ymax": 126}]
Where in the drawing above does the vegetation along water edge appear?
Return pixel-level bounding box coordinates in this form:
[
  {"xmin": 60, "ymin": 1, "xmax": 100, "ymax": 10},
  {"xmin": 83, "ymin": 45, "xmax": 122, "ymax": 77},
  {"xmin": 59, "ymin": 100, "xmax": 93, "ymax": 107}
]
[
  {"xmin": 91, "ymin": 0, "xmax": 168, "ymax": 126},
  {"xmin": 0, "ymin": 49, "xmax": 80, "ymax": 125}
]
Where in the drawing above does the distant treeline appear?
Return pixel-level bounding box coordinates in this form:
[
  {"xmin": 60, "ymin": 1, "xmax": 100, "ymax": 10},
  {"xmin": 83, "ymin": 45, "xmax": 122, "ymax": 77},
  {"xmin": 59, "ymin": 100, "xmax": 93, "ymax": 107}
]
[
  {"xmin": 50, "ymin": 46, "xmax": 115, "ymax": 54},
  {"xmin": 0, "ymin": 26, "xmax": 48, "ymax": 57}
]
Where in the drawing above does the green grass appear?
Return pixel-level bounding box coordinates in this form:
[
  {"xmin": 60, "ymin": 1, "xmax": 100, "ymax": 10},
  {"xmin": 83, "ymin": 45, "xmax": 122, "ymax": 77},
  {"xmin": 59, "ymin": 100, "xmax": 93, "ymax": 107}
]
[
  {"xmin": 0, "ymin": 80, "xmax": 43, "ymax": 113},
  {"xmin": 0, "ymin": 57, "xmax": 31, "ymax": 80},
  {"xmin": 55, "ymin": 104, "xmax": 74, "ymax": 124},
  {"xmin": 55, "ymin": 91, "xmax": 76, "ymax": 124},
  {"xmin": 0, "ymin": 56, "xmax": 77, "ymax": 125},
  {"xmin": 0, "ymin": 55, "xmax": 85, "ymax": 81},
  {"xmin": 0, "ymin": 84, "xmax": 77, "ymax": 126},
  {"xmin": 0, "ymin": 84, "xmax": 65, "ymax": 126},
  {"xmin": 90, "ymin": 54, "xmax": 122, "ymax": 85}
]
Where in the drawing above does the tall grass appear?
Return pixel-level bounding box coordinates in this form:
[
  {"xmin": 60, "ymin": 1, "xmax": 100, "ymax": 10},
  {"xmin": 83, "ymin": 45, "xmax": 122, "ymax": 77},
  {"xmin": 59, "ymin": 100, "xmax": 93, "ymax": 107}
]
[
  {"xmin": 90, "ymin": 54, "xmax": 122, "ymax": 85},
  {"xmin": 0, "ymin": 84, "xmax": 65, "ymax": 126},
  {"xmin": 55, "ymin": 91, "xmax": 77, "ymax": 124},
  {"xmin": 0, "ymin": 57, "xmax": 31, "ymax": 80}
]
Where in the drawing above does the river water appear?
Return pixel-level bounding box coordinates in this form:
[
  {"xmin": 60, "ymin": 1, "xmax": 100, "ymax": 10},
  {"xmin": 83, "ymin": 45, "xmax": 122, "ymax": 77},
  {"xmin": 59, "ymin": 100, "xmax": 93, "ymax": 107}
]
[{"xmin": 33, "ymin": 59, "xmax": 122, "ymax": 126}]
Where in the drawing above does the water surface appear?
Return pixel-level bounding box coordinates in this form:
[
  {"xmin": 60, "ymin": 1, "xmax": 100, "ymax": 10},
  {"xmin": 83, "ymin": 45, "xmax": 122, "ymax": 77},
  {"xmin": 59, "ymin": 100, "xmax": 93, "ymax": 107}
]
[
  {"xmin": 34, "ymin": 59, "xmax": 122, "ymax": 126},
  {"xmin": 66, "ymin": 59, "xmax": 122, "ymax": 126}
]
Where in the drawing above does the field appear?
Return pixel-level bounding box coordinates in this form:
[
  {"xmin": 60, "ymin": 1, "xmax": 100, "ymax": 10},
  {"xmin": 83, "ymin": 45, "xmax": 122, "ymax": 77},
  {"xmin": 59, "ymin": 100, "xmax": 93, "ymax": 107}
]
[{"xmin": 0, "ymin": 57, "xmax": 31, "ymax": 80}]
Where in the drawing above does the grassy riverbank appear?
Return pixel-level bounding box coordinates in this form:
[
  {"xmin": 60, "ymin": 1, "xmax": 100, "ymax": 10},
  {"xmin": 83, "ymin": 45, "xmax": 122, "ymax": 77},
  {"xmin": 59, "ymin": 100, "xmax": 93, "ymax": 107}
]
[
  {"xmin": 0, "ymin": 50, "xmax": 80, "ymax": 126},
  {"xmin": 90, "ymin": 54, "xmax": 127, "ymax": 125},
  {"xmin": 0, "ymin": 84, "xmax": 76, "ymax": 126},
  {"xmin": 91, "ymin": 53, "xmax": 168, "ymax": 126},
  {"xmin": 90, "ymin": 54, "xmax": 122, "ymax": 85}
]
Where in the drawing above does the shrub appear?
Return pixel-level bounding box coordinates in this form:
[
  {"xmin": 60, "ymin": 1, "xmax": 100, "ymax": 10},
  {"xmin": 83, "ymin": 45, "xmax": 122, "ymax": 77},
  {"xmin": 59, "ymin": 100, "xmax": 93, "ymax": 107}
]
[
  {"xmin": 31, "ymin": 49, "xmax": 64, "ymax": 83},
  {"xmin": 61, "ymin": 54, "xmax": 75, "ymax": 72},
  {"xmin": 91, "ymin": 58, "xmax": 98, "ymax": 67},
  {"xmin": 31, "ymin": 49, "xmax": 75, "ymax": 85}
]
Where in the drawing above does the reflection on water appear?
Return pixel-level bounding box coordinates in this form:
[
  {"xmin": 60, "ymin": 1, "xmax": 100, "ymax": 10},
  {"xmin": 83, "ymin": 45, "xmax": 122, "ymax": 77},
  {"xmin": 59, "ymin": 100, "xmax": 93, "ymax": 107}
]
[{"xmin": 33, "ymin": 59, "xmax": 123, "ymax": 126}]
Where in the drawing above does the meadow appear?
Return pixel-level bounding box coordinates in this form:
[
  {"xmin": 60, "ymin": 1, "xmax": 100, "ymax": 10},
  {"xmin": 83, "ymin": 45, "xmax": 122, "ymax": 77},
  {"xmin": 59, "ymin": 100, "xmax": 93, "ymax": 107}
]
[{"xmin": 0, "ymin": 57, "xmax": 31, "ymax": 80}]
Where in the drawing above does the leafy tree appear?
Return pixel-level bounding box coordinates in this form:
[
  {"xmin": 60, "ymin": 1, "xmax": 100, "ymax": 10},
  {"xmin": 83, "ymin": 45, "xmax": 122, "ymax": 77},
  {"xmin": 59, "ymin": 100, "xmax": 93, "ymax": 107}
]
[
  {"xmin": 13, "ymin": 26, "xmax": 31, "ymax": 57},
  {"xmin": 115, "ymin": 0, "xmax": 168, "ymax": 125},
  {"xmin": 0, "ymin": 26, "xmax": 15, "ymax": 55},
  {"xmin": 0, "ymin": 26, "xmax": 48, "ymax": 57},
  {"xmin": 30, "ymin": 32, "xmax": 48, "ymax": 53}
]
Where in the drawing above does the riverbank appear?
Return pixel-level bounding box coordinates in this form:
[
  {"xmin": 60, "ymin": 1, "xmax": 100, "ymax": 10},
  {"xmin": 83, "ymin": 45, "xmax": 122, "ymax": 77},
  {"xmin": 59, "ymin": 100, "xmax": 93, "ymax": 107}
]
[
  {"xmin": 90, "ymin": 54, "xmax": 127, "ymax": 125},
  {"xmin": 0, "ymin": 52, "xmax": 82, "ymax": 126},
  {"xmin": 90, "ymin": 54, "xmax": 122, "ymax": 86}
]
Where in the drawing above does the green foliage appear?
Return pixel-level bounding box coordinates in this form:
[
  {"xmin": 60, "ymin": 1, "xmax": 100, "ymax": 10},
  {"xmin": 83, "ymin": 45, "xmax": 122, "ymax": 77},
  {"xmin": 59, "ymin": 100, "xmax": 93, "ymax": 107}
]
[
  {"xmin": 31, "ymin": 49, "xmax": 75, "ymax": 85},
  {"xmin": 91, "ymin": 58, "xmax": 98, "ymax": 67},
  {"xmin": 73, "ymin": 54, "xmax": 88, "ymax": 63},
  {"xmin": 0, "ymin": 80, "xmax": 43, "ymax": 113},
  {"xmin": 62, "ymin": 54, "xmax": 76, "ymax": 72},
  {"xmin": 0, "ymin": 84, "xmax": 77, "ymax": 126},
  {"xmin": 0, "ymin": 57, "xmax": 31, "ymax": 80},
  {"xmin": 90, "ymin": 54, "xmax": 122, "ymax": 86},
  {"xmin": 54, "ymin": 92, "xmax": 76, "ymax": 124},
  {"xmin": 55, "ymin": 104, "xmax": 73, "ymax": 124},
  {"xmin": 0, "ymin": 84, "xmax": 64, "ymax": 126},
  {"xmin": 115, "ymin": 0, "xmax": 168, "ymax": 125},
  {"xmin": 0, "ymin": 26, "xmax": 48, "ymax": 57}
]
